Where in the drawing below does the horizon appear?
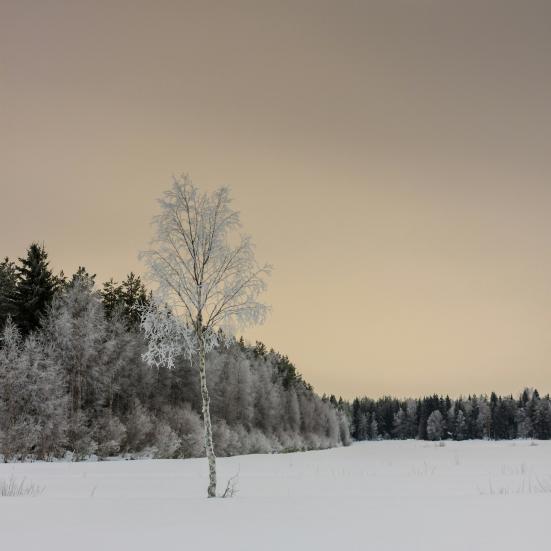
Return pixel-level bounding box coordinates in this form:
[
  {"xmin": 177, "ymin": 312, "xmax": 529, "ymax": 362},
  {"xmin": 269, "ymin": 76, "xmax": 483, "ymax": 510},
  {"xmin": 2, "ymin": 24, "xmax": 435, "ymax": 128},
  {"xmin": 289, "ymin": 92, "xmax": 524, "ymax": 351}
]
[{"xmin": 3, "ymin": 239, "xmax": 550, "ymax": 402}]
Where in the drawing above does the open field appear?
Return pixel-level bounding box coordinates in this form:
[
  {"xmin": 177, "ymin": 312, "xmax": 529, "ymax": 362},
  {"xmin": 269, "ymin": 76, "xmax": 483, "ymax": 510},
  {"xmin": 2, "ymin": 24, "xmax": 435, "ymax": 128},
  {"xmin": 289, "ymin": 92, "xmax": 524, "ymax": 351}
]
[{"xmin": 0, "ymin": 440, "xmax": 549, "ymax": 550}]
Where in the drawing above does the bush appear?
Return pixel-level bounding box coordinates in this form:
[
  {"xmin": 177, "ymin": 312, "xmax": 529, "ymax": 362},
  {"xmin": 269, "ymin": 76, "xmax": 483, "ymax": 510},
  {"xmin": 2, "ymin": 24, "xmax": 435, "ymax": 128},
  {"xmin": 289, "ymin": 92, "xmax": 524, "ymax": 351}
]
[
  {"xmin": 245, "ymin": 429, "xmax": 273, "ymax": 454},
  {"xmin": 276, "ymin": 430, "xmax": 305, "ymax": 452},
  {"xmin": 96, "ymin": 414, "xmax": 126, "ymax": 457},
  {"xmin": 68, "ymin": 412, "xmax": 97, "ymax": 460},
  {"xmin": 124, "ymin": 401, "xmax": 153, "ymax": 452},
  {"xmin": 153, "ymin": 422, "xmax": 181, "ymax": 458},
  {"xmin": 163, "ymin": 405, "xmax": 204, "ymax": 458}
]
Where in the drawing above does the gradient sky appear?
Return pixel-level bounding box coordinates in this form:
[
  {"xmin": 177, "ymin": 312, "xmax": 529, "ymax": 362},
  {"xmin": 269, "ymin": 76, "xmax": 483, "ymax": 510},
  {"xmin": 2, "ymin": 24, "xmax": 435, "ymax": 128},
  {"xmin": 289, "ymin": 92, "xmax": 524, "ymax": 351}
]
[{"xmin": 2, "ymin": 1, "xmax": 551, "ymax": 399}]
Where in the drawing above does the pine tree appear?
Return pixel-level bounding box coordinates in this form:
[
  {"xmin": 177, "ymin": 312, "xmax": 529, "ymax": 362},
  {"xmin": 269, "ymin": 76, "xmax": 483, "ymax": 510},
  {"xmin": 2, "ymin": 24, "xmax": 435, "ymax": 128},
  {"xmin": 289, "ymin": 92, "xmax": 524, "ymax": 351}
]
[
  {"xmin": 14, "ymin": 243, "xmax": 58, "ymax": 335},
  {"xmin": 455, "ymin": 410, "xmax": 467, "ymax": 440},
  {"xmin": 0, "ymin": 258, "xmax": 18, "ymax": 329},
  {"xmin": 370, "ymin": 414, "xmax": 379, "ymax": 440},
  {"xmin": 101, "ymin": 278, "xmax": 123, "ymax": 319},
  {"xmin": 405, "ymin": 399, "xmax": 418, "ymax": 439},
  {"xmin": 533, "ymin": 399, "xmax": 551, "ymax": 439},
  {"xmin": 121, "ymin": 272, "xmax": 148, "ymax": 326},
  {"xmin": 101, "ymin": 273, "xmax": 149, "ymax": 327},
  {"xmin": 476, "ymin": 399, "xmax": 492, "ymax": 439},
  {"xmin": 516, "ymin": 407, "xmax": 533, "ymax": 438},
  {"xmin": 392, "ymin": 408, "xmax": 407, "ymax": 439},
  {"xmin": 351, "ymin": 398, "xmax": 362, "ymax": 439}
]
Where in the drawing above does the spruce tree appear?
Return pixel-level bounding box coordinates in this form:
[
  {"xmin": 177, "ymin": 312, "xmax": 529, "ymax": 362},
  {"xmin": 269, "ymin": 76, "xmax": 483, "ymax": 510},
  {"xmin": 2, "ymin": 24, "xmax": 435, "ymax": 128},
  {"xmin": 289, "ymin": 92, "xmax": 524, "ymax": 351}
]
[
  {"xmin": 101, "ymin": 278, "xmax": 124, "ymax": 319},
  {"xmin": 455, "ymin": 410, "xmax": 467, "ymax": 440},
  {"xmin": 101, "ymin": 273, "xmax": 148, "ymax": 327},
  {"xmin": 14, "ymin": 243, "xmax": 58, "ymax": 335},
  {"xmin": 0, "ymin": 257, "xmax": 18, "ymax": 329},
  {"xmin": 121, "ymin": 272, "xmax": 148, "ymax": 326}
]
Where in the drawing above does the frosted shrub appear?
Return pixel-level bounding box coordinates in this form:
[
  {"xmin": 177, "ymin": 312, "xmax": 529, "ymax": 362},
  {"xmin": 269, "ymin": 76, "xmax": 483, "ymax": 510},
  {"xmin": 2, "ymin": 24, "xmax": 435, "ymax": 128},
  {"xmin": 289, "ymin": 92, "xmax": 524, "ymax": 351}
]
[
  {"xmin": 125, "ymin": 401, "xmax": 153, "ymax": 452},
  {"xmin": 0, "ymin": 323, "xmax": 67, "ymax": 460},
  {"xmin": 163, "ymin": 405, "xmax": 204, "ymax": 458},
  {"xmin": 426, "ymin": 410, "xmax": 444, "ymax": 441},
  {"xmin": 268, "ymin": 433, "xmax": 283, "ymax": 454},
  {"xmin": 153, "ymin": 422, "xmax": 181, "ymax": 459},
  {"xmin": 274, "ymin": 430, "xmax": 293, "ymax": 452},
  {"xmin": 246, "ymin": 429, "xmax": 273, "ymax": 454},
  {"xmin": 321, "ymin": 407, "xmax": 339, "ymax": 444},
  {"xmin": 213, "ymin": 420, "xmax": 232, "ymax": 456},
  {"xmin": 68, "ymin": 412, "xmax": 97, "ymax": 460},
  {"xmin": 275, "ymin": 430, "xmax": 306, "ymax": 453},
  {"xmin": 96, "ymin": 415, "xmax": 126, "ymax": 458},
  {"xmin": 225, "ymin": 427, "xmax": 244, "ymax": 457},
  {"xmin": 0, "ymin": 419, "xmax": 39, "ymax": 461},
  {"xmin": 230, "ymin": 424, "xmax": 250, "ymax": 455},
  {"xmin": 305, "ymin": 433, "xmax": 322, "ymax": 450},
  {"xmin": 338, "ymin": 412, "xmax": 352, "ymax": 446},
  {"xmin": 291, "ymin": 432, "xmax": 307, "ymax": 452},
  {"xmin": 213, "ymin": 421, "xmax": 243, "ymax": 457}
]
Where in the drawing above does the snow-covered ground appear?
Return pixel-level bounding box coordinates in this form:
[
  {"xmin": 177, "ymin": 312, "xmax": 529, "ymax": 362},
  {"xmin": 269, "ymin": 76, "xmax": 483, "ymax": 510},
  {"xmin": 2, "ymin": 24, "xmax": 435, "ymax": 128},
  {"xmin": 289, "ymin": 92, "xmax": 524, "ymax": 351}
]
[{"xmin": 0, "ymin": 440, "xmax": 549, "ymax": 550}]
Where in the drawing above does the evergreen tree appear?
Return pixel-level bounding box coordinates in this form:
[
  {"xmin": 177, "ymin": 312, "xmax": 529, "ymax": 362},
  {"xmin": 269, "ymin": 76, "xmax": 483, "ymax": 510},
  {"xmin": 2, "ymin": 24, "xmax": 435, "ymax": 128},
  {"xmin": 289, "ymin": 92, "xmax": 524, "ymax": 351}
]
[
  {"xmin": 455, "ymin": 410, "xmax": 467, "ymax": 440},
  {"xmin": 533, "ymin": 399, "xmax": 551, "ymax": 439},
  {"xmin": 101, "ymin": 278, "xmax": 122, "ymax": 318},
  {"xmin": 370, "ymin": 414, "xmax": 379, "ymax": 440},
  {"xmin": 0, "ymin": 258, "xmax": 18, "ymax": 329},
  {"xmin": 392, "ymin": 408, "xmax": 407, "ymax": 439},
  {"xmin": 405, "ymin": 399, "xmax": 418, "ymax": 439},
  {"xmin": 351, "ymin": 398, "xmax": 362, "ymax": 440},
  {"xmin": 446, "ymin": 405, "xmax": 456, "ymax": 438},
  {"xmin": 14, "ymin": 243, "xmax": 58, "ymax": 335},
  {"xmin": 516, "ymin": 407, "xmax": 533, "ymax": 438},
  {"xmin": 476, "ymin": 399, "xmax": 492, "ymax": 439},
  {"xmin": 101, "ymin": 273, "xmax": 149, "ymax": 327},
  {"xmin": 121, "ymin": 272, "xmax": 148, "ymax": 326}
]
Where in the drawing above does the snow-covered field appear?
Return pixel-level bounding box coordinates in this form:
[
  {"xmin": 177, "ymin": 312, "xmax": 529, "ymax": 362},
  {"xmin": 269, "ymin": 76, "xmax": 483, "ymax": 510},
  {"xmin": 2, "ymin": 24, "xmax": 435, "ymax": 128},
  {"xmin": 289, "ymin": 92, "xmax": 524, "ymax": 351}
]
[{"xmin": 1, "ymin": 440, "xmax": 549, "ymax": 550}]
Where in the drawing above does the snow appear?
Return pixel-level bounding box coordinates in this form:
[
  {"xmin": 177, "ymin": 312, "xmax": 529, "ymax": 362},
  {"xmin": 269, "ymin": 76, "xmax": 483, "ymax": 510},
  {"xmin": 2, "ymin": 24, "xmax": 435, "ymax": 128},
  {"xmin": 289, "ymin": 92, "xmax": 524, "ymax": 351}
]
[{"xmin": 0, "ymin": 440, "xmax": 549, "ymax": 550}]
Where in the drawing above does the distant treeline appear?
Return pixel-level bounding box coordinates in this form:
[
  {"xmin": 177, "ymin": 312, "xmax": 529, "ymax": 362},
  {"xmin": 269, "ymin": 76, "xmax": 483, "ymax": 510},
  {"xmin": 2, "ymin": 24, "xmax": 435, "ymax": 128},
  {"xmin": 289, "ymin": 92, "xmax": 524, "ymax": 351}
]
[
  {"xmin": 0, "ymin": 243, "xmax": 350, "ymax": 461},
  {"xmin": 340, "ymin": 390, "xmax": 551, "ymax": 441}
]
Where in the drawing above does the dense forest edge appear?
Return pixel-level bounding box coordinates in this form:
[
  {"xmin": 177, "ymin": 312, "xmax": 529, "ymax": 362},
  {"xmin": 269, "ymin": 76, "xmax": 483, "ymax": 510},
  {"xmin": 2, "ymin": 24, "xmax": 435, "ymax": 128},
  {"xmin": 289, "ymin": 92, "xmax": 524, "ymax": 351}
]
[
  {"xmin": 345, "ymin": 389, "xmax": 551, "ymax": 442},
  {"xmin": 0, "ymin": 243, "xmax": 350, "ymax": 461},
  {"xmin": 1, "ymin": 244, "xmax": 550, "ymax": 462}
]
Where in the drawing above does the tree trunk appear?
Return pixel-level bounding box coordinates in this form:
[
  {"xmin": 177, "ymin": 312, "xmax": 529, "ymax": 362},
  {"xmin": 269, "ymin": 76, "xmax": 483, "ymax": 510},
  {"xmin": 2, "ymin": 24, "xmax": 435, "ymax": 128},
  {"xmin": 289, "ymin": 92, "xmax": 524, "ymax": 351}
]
[{"xmin": 198, "ymin": 334, "xmax": 217, "ymax": 497}]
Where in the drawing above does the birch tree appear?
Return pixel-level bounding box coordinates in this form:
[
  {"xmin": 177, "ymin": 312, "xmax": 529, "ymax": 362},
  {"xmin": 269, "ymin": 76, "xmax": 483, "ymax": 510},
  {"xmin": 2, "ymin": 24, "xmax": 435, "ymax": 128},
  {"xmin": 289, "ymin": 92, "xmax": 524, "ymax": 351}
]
[{"xmin": 140, "ymin": 175, "xmax": 270, "ymax": 497}]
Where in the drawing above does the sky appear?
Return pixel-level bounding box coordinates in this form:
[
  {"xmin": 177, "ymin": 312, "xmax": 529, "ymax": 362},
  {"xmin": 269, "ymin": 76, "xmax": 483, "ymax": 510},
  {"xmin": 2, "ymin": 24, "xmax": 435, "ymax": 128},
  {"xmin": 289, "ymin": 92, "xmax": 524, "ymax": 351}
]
[{"xmin": 2, "ymin": 0, "xmax": 551, "ymax": 399}]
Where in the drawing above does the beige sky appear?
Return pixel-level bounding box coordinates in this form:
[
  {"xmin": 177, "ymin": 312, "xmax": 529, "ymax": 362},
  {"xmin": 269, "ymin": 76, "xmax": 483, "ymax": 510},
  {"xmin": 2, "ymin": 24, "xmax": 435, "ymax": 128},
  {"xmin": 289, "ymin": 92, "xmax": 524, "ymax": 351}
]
[{"xmin": 2, "ymin": 0, "xmax": 551, "ymax": 399}]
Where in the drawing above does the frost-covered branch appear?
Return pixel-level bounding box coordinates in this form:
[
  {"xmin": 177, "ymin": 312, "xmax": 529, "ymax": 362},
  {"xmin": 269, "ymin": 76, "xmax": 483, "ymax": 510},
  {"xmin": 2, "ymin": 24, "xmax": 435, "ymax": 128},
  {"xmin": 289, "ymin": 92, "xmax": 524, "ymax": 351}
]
[{"xmin": 140, "ymin": 174, "xmax": 271, "ymax": 353}]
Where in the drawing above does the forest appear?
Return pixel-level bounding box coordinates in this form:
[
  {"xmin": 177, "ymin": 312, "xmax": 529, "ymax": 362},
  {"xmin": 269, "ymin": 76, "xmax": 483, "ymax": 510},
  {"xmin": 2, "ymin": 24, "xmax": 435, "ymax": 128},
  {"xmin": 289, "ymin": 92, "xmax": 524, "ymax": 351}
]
[
  {"xmin": 345, "ymin": 390, "xmax": 551, "ymax": 442},
  {"xmin": 1, "ymin": 243, "xmax": 550, "ymax": 463},
  {"xmin": 0, "ymin": 243, "xmax": 350, "ymax": 460}
]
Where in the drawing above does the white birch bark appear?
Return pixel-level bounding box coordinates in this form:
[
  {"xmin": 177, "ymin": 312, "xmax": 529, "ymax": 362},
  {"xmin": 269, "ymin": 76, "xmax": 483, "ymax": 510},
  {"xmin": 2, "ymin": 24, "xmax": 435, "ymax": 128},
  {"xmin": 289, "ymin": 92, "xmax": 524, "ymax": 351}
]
[{"xmin": 198, "ymin": 331, "xmax": 217, "ymax": 497}]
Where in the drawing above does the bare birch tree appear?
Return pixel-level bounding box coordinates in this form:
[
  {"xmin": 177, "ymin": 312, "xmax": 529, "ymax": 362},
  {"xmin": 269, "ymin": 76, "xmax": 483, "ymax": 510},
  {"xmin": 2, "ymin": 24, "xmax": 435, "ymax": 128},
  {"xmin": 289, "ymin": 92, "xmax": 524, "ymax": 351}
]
[{"xmin": 140, "ymin": 175, "xmax": 271, "ymax": 497}]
